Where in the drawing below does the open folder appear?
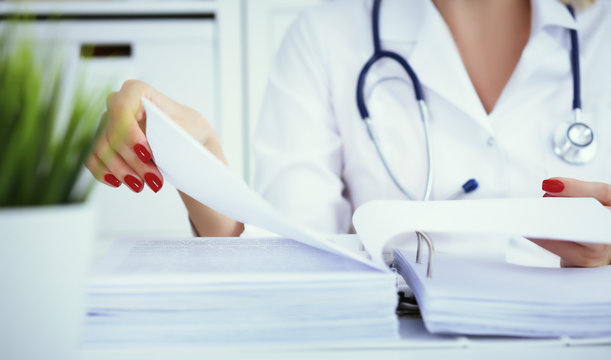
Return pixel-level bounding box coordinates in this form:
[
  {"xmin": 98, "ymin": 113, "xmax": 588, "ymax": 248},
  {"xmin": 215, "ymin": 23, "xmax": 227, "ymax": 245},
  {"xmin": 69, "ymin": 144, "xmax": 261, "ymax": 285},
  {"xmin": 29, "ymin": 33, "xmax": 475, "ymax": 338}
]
[
  {"xmin": 393, "ymin": 249, "xmax": 611, "ymax": 337},
  {"xmin": 138, "ymin": 98, "xmax": 611, "ymax": 338}
]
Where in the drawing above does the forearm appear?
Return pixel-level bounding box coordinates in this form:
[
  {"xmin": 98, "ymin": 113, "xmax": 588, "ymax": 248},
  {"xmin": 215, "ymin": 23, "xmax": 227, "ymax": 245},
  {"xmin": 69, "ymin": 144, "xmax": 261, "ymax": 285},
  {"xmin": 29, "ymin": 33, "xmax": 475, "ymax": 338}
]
[
  {"xmin": 179, "ymin": 135, "xmax": 244, "ymax": 237},
  {"xmin": 180, "ymin": 191, "xmax": 243, "ymax": 237}
]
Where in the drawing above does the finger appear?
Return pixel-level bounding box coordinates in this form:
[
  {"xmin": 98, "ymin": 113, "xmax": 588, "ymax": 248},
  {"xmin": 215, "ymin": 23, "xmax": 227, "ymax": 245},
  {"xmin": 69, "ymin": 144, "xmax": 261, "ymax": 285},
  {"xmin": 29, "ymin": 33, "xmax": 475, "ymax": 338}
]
[
  {"xmin": 106, "ymin": 81, "xmax": 167, "ymax": 192},
  {"xmin": 106, "ymin": 91, "xmax": 118, "ymax": 110},
  {"xmin": 117, "ymin": 79, "xmax": 183, "ymax": 133},
  {"xmin": 530, "ymin": 238, "xmax": 610, "ymax": 268},
  {"xmin": 561, "ymin": 243, "xmax": 611, "ymax": 268},
  {"xmin": 106, "ymin": 112, "xmax": 152, "ymax": 163},
  {"xmin": 85, "ymin": 153, "xmax": 121, "ymax": 188},
  {"xmin": 112, "ymin": 140, "xmax": 164, "ymax": 193},
  {"xmin": 94, "ymin": 135, "xmax": 145, "ymax": 193},
  {"xmin": 107, "ymin": 91, "xmax": 153, "ymax": 164},
  {"xmin": 98, "ymin": 131, "xmax": 164, "ymax": 193},
  {"xmin": 542, "ymin": 177, "xmax": 611, "ymax": 206},
  {"xmin": 529, "ymin": 238, "xmax": 582, "ymax": 265}
]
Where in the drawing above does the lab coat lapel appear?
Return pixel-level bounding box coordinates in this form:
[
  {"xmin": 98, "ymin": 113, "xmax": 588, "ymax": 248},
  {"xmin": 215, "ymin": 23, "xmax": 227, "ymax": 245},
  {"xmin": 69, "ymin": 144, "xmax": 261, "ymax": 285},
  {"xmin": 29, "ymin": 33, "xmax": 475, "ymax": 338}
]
[
  {"xmin": 481, "ymin": 0, "xmax": 577, "ymax": 115},
  {"xmin": 492, "ymin": 28, "xmax": 566, "ymax": 116},
  {"xmin": 379, "ymin": 0, "xmax": 490, "ymax": 131}
]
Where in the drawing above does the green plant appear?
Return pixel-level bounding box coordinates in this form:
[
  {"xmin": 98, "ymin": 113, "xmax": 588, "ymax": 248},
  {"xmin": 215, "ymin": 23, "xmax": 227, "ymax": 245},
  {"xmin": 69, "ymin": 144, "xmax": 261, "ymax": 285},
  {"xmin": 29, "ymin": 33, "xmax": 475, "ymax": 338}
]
[{"xmin": 0, "ymin": 26, "xmax": 107, "ymax": 206}]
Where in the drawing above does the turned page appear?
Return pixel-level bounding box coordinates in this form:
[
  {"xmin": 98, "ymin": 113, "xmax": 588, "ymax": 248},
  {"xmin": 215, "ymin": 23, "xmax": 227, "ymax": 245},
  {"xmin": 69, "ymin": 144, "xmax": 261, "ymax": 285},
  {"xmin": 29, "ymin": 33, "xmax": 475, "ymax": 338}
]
[{"xmin": 143, "ymin": 98, "xmax": 386, "ymax": 272}]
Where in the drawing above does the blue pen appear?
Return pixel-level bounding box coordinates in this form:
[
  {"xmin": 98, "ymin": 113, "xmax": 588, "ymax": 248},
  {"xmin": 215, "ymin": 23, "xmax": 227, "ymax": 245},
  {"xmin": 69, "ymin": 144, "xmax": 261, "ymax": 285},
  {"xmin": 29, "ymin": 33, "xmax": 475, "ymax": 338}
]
[{"xmin": 447, "ymin": 179, "xmax": 479, "ymax": 200}]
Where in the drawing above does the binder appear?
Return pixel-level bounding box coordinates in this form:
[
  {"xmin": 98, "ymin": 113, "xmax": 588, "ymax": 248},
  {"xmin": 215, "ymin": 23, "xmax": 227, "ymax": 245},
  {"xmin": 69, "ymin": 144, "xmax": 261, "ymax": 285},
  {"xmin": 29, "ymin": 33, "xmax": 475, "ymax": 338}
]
[{"xmin": 392, "ymin": 248, "xmax": 611, "ymax": 337}]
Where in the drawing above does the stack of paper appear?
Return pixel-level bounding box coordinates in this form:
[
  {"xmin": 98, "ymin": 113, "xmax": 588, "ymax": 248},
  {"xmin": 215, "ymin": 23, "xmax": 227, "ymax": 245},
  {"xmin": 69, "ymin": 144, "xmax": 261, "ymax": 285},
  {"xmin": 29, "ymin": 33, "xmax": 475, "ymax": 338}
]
[
  {"xmin": 139, "ymin": 92, "xmax": 611, "ymax": 341},
  {"xmin": 85, "ymin": 237, "xmax": 398, "ymax": 344},
  {"xmin": 393, "ymin": 249, "xmax": 611, "ymax": 337}
]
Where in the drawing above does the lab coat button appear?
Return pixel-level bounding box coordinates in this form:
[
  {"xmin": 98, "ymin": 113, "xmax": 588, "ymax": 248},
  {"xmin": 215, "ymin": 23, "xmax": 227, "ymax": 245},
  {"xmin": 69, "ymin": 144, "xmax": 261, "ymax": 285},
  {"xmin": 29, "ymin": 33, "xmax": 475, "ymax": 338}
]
[{"xmin": 487, "ymin": 137, "xmax": 496, "ymax": 146}]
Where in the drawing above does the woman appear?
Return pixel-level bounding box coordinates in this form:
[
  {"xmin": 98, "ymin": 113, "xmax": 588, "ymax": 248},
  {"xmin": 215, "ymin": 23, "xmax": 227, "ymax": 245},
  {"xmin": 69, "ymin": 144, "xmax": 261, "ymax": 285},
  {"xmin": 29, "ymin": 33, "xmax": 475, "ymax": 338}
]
[{"xmin": 86, "ymin": 0, "xmax": 611, "ymax": 267}]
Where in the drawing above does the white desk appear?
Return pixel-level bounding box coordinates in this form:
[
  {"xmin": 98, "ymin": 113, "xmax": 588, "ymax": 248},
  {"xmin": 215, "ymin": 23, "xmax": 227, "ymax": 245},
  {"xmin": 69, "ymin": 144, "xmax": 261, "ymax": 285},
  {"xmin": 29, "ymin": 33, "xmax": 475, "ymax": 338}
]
[
  {"xmin": 81, "ymin": 316, "xmax": 611, "ymax": 360},
  {"xmin": 83, "ymin": 237, "xmax": 611, "ymax": 360}
]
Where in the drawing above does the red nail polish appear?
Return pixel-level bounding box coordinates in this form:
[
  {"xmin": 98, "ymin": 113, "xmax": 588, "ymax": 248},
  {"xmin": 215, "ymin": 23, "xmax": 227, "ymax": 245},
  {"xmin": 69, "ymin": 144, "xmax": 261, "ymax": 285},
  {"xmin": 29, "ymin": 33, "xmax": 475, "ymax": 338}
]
[
  {"xmin": 104, "ymin": 174, "xmax": 121, "ymax": 188},
  {"xmin": 144, "ymin": 173, "xmax": 163, "ymax": 193},
  {"xmin": 133, "ymin": 144, "xmax": 151, "ymax": 163},
  {"xmin": 124, "ymin": 175, "xmax": 143, "ymax": 193},
  {"xmin": 542, "ymin": 179, "xmax": 564, "ymax": 193}
]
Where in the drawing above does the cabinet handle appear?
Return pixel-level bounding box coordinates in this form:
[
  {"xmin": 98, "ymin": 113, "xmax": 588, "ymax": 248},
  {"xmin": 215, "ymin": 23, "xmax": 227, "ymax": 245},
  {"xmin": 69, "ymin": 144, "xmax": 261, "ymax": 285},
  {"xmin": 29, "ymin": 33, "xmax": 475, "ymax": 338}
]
[{"xmin": 80, "ymin": 43, "xmax": 132, "ymax": 58}]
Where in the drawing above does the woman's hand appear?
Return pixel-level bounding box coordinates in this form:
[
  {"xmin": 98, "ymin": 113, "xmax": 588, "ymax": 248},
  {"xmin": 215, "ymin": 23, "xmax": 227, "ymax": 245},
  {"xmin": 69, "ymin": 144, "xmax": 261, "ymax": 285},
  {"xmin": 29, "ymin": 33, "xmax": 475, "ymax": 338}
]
[
  {"xmin": 86, "ymin": 80, "xmax": 217, "ymax": 193},
  {"xmin": 86, "ymin": 80, "xmax": 243, "ymax": 237},
  {"xmin": 530, "ymin": 177, "xmax": 611, "ymax": 268}
]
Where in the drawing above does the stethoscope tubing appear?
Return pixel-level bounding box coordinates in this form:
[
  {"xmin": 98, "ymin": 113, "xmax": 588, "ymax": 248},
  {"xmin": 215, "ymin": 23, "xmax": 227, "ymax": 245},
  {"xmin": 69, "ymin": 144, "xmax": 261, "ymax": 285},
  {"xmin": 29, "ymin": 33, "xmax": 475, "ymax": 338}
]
[
  {"xmin": 356, "ymin": 0, "xmax": 430, "ymax": 201},
  {"xmin": 356, "ymin": 51, "xmax": 425, "ymax": 119},
  {"xmin": 567, "ymin": 5, "xmax": 581, "ymax": 110}
]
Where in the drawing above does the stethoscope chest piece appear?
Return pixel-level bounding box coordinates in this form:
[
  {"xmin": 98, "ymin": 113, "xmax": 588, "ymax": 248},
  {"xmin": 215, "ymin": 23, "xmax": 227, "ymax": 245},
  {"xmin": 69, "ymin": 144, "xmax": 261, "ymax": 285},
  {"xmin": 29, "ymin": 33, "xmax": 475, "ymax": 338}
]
[{"xmin": 553, "ymin": 121, "xmax": 598, "ymax": 164}]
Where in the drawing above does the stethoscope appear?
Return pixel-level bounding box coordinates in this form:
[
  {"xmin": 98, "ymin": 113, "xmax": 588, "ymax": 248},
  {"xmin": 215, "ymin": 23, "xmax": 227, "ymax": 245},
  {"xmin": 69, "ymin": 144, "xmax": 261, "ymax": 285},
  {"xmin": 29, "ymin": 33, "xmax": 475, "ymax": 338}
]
[{"xmin": 356, "ymin": 0, "xmax": 598, "ymax": 202}]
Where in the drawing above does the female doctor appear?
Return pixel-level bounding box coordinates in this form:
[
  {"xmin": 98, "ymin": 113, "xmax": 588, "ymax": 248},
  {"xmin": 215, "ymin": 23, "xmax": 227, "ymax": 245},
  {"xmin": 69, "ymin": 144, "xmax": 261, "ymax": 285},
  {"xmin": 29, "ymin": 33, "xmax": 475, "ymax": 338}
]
[{"xmin": 87, "ymin": 0, "xmax": 611, "ymax": 267}]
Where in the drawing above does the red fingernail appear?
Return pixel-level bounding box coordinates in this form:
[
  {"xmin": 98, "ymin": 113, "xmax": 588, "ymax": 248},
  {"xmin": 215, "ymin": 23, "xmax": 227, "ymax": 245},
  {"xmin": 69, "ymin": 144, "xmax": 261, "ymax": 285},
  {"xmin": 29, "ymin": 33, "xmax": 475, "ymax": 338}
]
[
  {"xmin": 124, "ymin": 175, "xmax": 143, "ymax": 193},
  {"xmin": 542, "ymin": 179, "xmax": 564, "ymax": 193},
  {"xmin": 133, "ymin": 144, "xmax": 151, "ymax": 163},
  {"xmin": 104, "ymin": 174, "xmax": 121, "ymax": 188},
  {"xmin": 144, "ymin": 173, "xmax": 163, "ymax": 193}
]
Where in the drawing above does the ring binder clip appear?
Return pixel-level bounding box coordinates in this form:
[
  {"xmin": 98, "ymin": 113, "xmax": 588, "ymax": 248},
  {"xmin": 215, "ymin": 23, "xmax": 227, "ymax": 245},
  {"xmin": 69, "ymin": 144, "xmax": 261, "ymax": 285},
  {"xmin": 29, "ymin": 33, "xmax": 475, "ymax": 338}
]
[
  {"xmin": 415, "ymin": 232, "xmax": 423, "ymax": 264},
  {"xmin": 415, "ymin": 231, "xmax": 434, "ymax": 278}
]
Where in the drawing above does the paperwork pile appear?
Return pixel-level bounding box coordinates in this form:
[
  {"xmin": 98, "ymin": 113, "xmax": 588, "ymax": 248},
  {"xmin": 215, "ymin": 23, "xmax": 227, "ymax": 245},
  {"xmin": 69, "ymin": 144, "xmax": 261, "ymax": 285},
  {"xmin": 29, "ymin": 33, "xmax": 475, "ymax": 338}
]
[
  {"xmin": 117, "ymin": 95, "xmax": 611, "ymax": 342},
  {"xmin": 85, "ymin": 237, "xmax": 398, "ymax": 343},
  {"xmin": 393, "ymin": 249, "xmax": 611, "ymax": 337}
]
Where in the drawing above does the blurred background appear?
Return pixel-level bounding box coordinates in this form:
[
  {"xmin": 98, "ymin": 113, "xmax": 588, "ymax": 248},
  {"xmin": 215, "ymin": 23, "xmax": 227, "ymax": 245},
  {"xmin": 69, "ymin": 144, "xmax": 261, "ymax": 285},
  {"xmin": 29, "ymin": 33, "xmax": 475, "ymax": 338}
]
[{"xmin": 0, "ymin": 0, "xmax": 330, "ymax": 240}]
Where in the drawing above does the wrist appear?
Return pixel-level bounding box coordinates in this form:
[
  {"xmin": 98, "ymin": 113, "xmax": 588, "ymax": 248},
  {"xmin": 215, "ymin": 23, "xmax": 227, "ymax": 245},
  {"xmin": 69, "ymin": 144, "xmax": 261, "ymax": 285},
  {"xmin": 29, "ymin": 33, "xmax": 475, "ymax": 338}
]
[{"xmin": 203, "ymin": 133, "xmax": 228, "ymax": 165}]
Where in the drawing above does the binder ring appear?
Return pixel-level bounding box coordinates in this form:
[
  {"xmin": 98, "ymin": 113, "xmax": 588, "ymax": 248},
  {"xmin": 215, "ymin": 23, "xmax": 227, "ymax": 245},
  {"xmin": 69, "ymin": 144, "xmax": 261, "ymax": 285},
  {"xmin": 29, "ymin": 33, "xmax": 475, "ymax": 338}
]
[{"xmin": 415, "ymin": 231, "xmax": 434, "ymax": 278}]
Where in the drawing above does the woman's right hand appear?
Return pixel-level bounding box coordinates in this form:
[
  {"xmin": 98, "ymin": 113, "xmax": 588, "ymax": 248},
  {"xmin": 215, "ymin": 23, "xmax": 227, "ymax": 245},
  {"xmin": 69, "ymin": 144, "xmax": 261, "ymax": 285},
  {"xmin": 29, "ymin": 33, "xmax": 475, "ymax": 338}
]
[
  {"xmin": 87, "ymin": 79, "xmax": 243, "ymax": 237},
  {"xmin": 86, "ymin": 80, "xmax": 218, "ymax": 193}
]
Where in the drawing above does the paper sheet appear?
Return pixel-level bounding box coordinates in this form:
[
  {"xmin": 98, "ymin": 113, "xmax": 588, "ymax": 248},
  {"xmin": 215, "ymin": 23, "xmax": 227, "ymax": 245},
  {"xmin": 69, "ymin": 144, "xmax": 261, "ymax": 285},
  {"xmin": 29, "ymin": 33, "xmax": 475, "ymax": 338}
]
[
  {"xmin": 354, "ymin": 198, "xmax": 611, "ymax": 264},
  {"xmin": 142, "ymin": 98, "xmax": 386, "ymax": 272}
]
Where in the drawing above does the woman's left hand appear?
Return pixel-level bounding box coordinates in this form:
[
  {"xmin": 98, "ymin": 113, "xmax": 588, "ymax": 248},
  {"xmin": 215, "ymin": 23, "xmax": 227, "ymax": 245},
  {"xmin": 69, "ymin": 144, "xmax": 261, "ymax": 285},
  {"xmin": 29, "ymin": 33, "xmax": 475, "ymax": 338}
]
[{"xmin": 529, "ymin": 177, "xmax": 611, "ymax": 268}]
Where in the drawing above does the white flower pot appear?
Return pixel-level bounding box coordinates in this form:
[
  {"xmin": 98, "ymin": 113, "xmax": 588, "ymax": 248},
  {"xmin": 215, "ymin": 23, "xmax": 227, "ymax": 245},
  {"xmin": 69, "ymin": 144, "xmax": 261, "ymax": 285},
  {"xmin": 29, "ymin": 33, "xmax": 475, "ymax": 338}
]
[{"xmin": 0, "ymin": 203, "xmax": 94, "ymax": 360}]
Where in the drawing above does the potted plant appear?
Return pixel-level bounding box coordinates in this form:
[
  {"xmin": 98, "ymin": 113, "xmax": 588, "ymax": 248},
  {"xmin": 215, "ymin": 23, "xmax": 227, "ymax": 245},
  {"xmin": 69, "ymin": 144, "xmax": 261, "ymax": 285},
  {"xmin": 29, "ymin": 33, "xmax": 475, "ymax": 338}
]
[{"xmin": 0, "ymin": 26, "xmax": 106, "ymax": 360}]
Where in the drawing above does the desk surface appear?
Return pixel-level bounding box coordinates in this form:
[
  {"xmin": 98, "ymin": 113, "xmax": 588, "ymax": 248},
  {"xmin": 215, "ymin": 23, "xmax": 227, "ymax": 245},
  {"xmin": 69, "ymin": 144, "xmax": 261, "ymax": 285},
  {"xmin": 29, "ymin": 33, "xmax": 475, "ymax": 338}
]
[{"xmin": 81, "ymin": 317, "xmax": 611, "ymax": 360}]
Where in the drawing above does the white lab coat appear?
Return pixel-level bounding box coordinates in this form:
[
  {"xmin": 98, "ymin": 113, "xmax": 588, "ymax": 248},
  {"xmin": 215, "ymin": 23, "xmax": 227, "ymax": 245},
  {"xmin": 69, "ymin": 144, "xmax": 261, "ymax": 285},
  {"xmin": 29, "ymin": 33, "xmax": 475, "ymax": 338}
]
[{"xmin": 250, "ymin": 0, "xmax": 611, "ymax": 263}]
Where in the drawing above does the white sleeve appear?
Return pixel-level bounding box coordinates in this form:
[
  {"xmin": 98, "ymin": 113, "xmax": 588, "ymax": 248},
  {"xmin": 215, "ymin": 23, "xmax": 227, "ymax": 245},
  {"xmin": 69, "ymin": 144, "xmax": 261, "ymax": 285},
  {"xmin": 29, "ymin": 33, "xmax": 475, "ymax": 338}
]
[{"xmin": 252, "ymin": 12, "xmax": 352, "ymax": 235}]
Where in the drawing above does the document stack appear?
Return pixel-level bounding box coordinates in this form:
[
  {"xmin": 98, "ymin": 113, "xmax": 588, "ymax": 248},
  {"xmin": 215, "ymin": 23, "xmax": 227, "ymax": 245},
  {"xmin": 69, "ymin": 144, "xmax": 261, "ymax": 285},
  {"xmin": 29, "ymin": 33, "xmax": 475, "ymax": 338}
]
[
  {"xmin": 85, "ymin": 237, "xmax": 398, "ymax": 344},
  {"xmin": 393, "ymin": 249, "xmax": 611, "ymax": 338},
  {"xmin": 135, "ymin": 95, "xmax": 611, "ymax": 342}
]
